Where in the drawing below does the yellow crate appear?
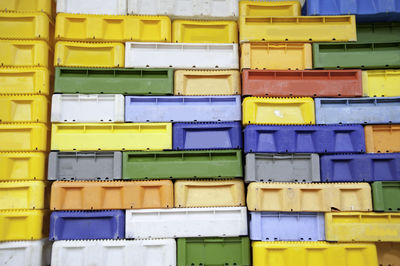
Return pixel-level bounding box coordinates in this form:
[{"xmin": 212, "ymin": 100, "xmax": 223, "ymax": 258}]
[
  {"xmin": 252, "ymin": 241, "xmax": 378, "ymax": 266},
  {"xmin": 242, "ymin": 97, "xmax": 315, "ymax": 125},
  {"xmin": 0, "ymin": 67, "xmax": 50, "ymax": 95},
  {"xmin": 0, "ymin": 0, "xmax": 53, "ymax": 18},
  {"xmin": 174, "ymin": 70, "xmax": 240, "ymax": 95},
  {"xmin": 247, "ymin": 182, "xmax": 372, "ymax": 212},
  {"xmin": 172, "ymin": 20, "xmax": 238, "ymax": 43},
  {"xmin": 174, "ymin": 179, "xmax": 245, "ymax": 208},
  {"xmin": 0, "ymin": 123, "xmax": 48, "ymax": 152},
  {"xmin": 0, "ymin": 152, "xmax": 46, "ymax": 181},
  {"xmin": 0, "ymin": 210, "xmax": 49, "ymax": 241},
  {"xmin": 325, "ymin": 212, "xmax": 400, "ymax": 242},
  {"xmin": 0, "ymin": 181, "xmax": 46, "ymax": 210},
  {"xmin": 363, "ymin": 70, "xmax": 400, "ymax": 97},
  {"xmin": 376, "ymin": 243, "xmax": 400, "ymax": 266},
  {"xmin": 54, "ymin": 41, "xmax": 124, "ymax": 68},
  {"xmin": 0, "ymin": 40, "xmax": 51, "ymax": 67},
  {"xmin": 239, "ymin": 1, "xmax": 301, "ymax": 17},
  {"xmin": 51, "ymin": 123, "xmax": 172, "ymax": 151},
  {"xmin": 55, "ymin": 14, "xmax": 171, "ymax": 42},
  {"xmin": 0, "ymin": 95, "xmax": 48, "ymax": 123},
  {"xmin": 240, "ymin": 42, "xmax": 312, "ymax": 70},
  {"xmin": 0, "ymin": 12, "xmax": 51, "ymax": 42},
  {"xmin": 240, "ymin": 16, "xmax": 356, "ymax": 43}
]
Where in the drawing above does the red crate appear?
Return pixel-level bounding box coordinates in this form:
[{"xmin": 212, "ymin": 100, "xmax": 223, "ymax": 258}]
[{"xmin": 242, "ymin": 70, "xmax": 363, "ymax": 97}]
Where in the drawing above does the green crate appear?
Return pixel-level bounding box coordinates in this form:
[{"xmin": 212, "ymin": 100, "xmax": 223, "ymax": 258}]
[
  {"xmin": 372, "ymin": 181, "xmax": 400, "ymax": 212},
  {"xmin": 177, "ymin": 237, "xmax": 251, "ymax": 266},
  {"xmin": 313, "ymin": 42, "xmax": 400, "ymax": 69},
  {"xmin": 122, "ymin": 150, "xmax": 243, "ymax": 180},
  {"xmin": 54, "ymin": 67, "xmax": 173, "ymax": 95},
  {"xmin": 357, "ymin": 23, "xmax": 400, "ymax": 43}
]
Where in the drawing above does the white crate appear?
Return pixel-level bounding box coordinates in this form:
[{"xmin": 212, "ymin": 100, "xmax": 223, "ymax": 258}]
[
  {"xmin": 51, "ymin": 239, "xmax": 176, "ymax": 266},
  {"xmin": 125, "ymin": 42, "xmax": 239, "ymax": 69},
  {"xmin": 127, "ymin": 0, "xmax": 238, "ymax": 19},
  {"xmin": 126, "ymin": 207, "xmax": 248, "ymax": 238},
  {"xmin": 57, "ymin": 0, "xmax": 127, "ymax": 15},
  {"xmin": 51, "ymin": 94, "xmax": 125, "ymax": 123},
  {"xmin": 0, "ymin": 239, "xmax": 51, "ymax": 266}
]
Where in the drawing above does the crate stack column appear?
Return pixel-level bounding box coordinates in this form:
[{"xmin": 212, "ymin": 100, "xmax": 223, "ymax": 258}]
[{"xmin": 0, "ymin": 1, "xmax": 54, "ymax": 265}]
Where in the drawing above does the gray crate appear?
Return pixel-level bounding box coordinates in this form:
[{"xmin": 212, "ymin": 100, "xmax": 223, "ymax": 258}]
[
  {"xmin": 48, "ymin": 152, "xmax": 122, "ymax": 180},
  {"xmin": 245, "ymin": 153, "xmax": 320, "ymax": 183}
]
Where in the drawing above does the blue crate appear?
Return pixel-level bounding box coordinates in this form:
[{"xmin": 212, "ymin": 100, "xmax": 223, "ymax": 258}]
[
  {"xmin": 124, "ymin": 96, "xmax": 241, "ymax": 122},
  {"xmin": 244, "ymin": 124, "xmax": 365, "ymax": 153},
  {"xmin": 49, "ymin": 211, "xmax": 125, "ymax": 240},
  {"xmin": 249, "ymin": 212, "xmax": 325, "ymax": 241},
  {"xmin": 321, "ymin": 153, "xmax": 400, "ymax": 182},
  {"xmin": 304, "ymin": 0, "xmax": 400, "ymax": 22},
  {"xmin": 315, "ymin": 97, "xmax": 400, "ymax": 124},
  {"xmin": 173, "ymin": 122, "xmax": 242, "ymax": 150}
]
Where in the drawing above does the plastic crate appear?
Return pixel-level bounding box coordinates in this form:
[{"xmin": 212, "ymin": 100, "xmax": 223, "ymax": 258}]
[
  {"xmin": 0, "ymin": 0, "xmax": 53, "ymax": 17},
  {"xmin": 242, "ymin": 97, "xmax": 315, "ymax": 125},
  {"xmin": 249, "ymin": 212, "xmax": 325, "ymax": 241},
  {"xmin": 245, "ymin": 153, "xmax": 320, "ymax": 183},
  {"xmin": 315, "ymin": 97, "xmax": 400, "ymax": 124},
  {"xmin": 0, "ymin": 181, "xmax": 46, "ymax": 210},
  {"xmin": 372, "ymin": 182, "xmax": 400, "ymax": 212},
  {"xmin": 0, "ymin": 40, "xmax": 51, "ymax": 68},
  {"xmin": 0, "ymin": 152, "xmax": 46, "ymax": 181},
  {"xmin": 173, "ymin": 122, "xmax": 242, "ymax": 150},
  {"xmin": 54, "ymin": 67, "xmax": 173, "ymax": 95},
  {"xmin": 240, "ymin": 42, "xmax": 312, "ymax": 70},
  {"xmin": 122, "ymin": 150, "xmax": 242, "ymax": 180},
  {"xmin": 125, "ymin": 207, "xmax": 248, "ymax": 238},
  {"xmin": 0, "ymin": 95, "xmax": 48, "ymax": 123},
  {"xmin": 0, "ymin": 123, "xmax": 48, "ymax": 152},
  {"xmin": 0, "ymin": 239, "xmax": 51, "ymax": 266},
  {"xmin": 242, "ymin": 69, "xmax": 363, "ymax": 97},
  {"xmin": 363, "ymin": 70, "xmax": 400, "ymax": 97},
  {"xmin": 51, "ymin": 94, "xmax": 124, "ymax": 123},
  {"xmin": 125, "ymin": 42, "xmax": 239, "ymax": 69},
  {"xmin": 239, "ymin": 1, "xmax": 301, "ymax": 17},
  {"xmin": 356, "ymin": 23, "xmax": 400, "ymax": 43},
  {"xmin": 376, "ymin": 243, "xmax": 400, "ymax": 266},
  {"xmin": 55, "ymin": 14, "xmax": 171, "ymax": 42},
  {"xmin": 0, "ymin": 67, "xmax": 50, "ymax": 95},
  {"xmin": 246, "ymin": 124, "xmax": 365, "ymax": 153},
  {"xmin": 51, "ymin": 123, "xmax": 172, "ymax": 151},
  {"xmin": 365, "ymin": 125, "xmax": 400, "ymax": 153},
  {"xmin": 321, "ymin": 154, "xmax": 400, "ymax": 182},
  {"xmin": 247, "ymin": 182, "xmax": 372, "ymax": 212},
  {"xmin": 125, "ymin": 96, "xmax": 241, "ymax": 122},
  {"xmin": 49, "ymin": 210, "xmax": 125, "ymax": 240},
  {"xmin": 57, "ymin": 0, "xmax": 127, "ymax": 15}
]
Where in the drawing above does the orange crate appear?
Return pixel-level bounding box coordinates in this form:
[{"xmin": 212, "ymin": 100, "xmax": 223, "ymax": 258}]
[
  {"xmin": 365, "ymin": 125, "xmax": 400, "ymax": 153},
  {"xmin": 50, "ymin": 180, "xmax": 173, "ymax": 210}
]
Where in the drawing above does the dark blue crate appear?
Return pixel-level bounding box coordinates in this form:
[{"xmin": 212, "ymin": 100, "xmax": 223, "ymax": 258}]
[
  {"xmin": 305, "ymin": 0, "xmax": 400, "ymax": 22},
  {"xmin": 244, "ymin": 125, "xmax": 365, "ymax": 153},
  {"xmin": 173, "ymin": 122, "xmax": 242, "ymax": 150},
  {"xmin": 249, "ymin": 212, "xmax": 325, "ymax": 241},
  {"xmin": 49, "ymin": 210, "xmax": 125, "ymax": 240},
  {"xmin": 321, "ymin": 153, "xmax": 400, "ymax": 182}
]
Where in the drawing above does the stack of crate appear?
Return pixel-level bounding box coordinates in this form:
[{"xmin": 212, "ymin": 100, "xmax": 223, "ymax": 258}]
[{"xmin": 0, "ymin": 1, "xmax": 54, "ymax": 265}]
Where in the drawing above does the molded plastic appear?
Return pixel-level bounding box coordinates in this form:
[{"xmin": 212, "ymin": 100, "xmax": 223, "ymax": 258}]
[
  {"xmin": 177, "ymin": 237, "xmax": 251, "ymax": 266},
  {"xmin": 372, "ymin": 182, "xmax": 400, "ymax": 212},
  {"xmin": 48, "ymin": 152, "xmax": 122, "ymax": 181},
  {"xmin": 0, "ymin": 239, "xmax": 51, "ymax": 266},
  {"xmin": 247, "ymin": 182, "xmax": 372, "ymax": 212},
  {"xmin": 54, "ymin": 67, "xmax": 173, "ymax": 95},
  {"xmin": 240, "ymin": 42, "xmax": 312, "ymax": 70},
  {"xmin": 0, "ymin": 95, "xmax": 48, "ymax": 123},
  {"xmin": 125, "ymin": 96, "xmax": 241, "ymax": 122},
  {"xmin": 51, "ymin": 123, "xmax": 172, "ymax": 151},
  {"xmin": 0, "ymin": 181, "xmax": 46, "ymax": 210},
  {"xmin": 239, "ymin": 1, "xmax": 301, "ymax": 17},
  {"xmin": 174, "ymin": 179, "xmax": 245, "ymax": 207},
  {"xmin": 56, "ymin": 14, "xmax": 171, "ymax": 42},
  {"xmin": 0, "ymin": 40, "xmax": 51, "ymax": 67},
  {"xmin": 173, "ymin": 122, "xmax": 242, "ymax": 150},
  {"xmin": 315, "ymin": 97, "xmax": 400, "ymax": 124},
  {"xmin": 51, "ymin": 94, "xmax": 124, "ymax": 123},
  {"xmin": 321, "ymin": 154, "xmax": 400, "ymax": 182},
  {"xmin": 54, "ymin": 41, "xmax": 124, "ymax": 68},
  {"xmin": 0, "ymin": 67, "xmax": 50, "ymax": 95},
  {"xmin": 125, "ymin": 207, "xmax": 248, "ymax": 238},
  {"xmin": 365, "ymin": 125, "xmax": 400, "ymax": 153},
  {"xmin": 49, "ymin": 210, "xmax": 125, "ymax": 240},
  {"xmin": 51, "ymin": 239, "xmax": 176, "ymax": 266},
  {"xmin": 325, "ymin": 212, "xmax": 400, "ymax": 242},
  {"xmin": 245, "ymin": 153, "xmax": 320, "ymax": 183},
  {"xmin": 376, "ymin": 243, "xmax": 400, "ymax": 266},
  {"xmin": 57, "ymin": 0, "xmax": 127, "ymax": 15},
  {"xmin": 356, "ymin": 23, "xmax": 400, "ymax": 43},
  {"xmin": 122, "ymin": 150, "xmax": 243, "ymax": 180},
  {"xmin": 125, "ymin": 42, "xmax": 239, "ymax": 69},
  {"xmin": 0, "ymin": 152, "xmax": 46, "ymax": 181},
  {"xmin": 244, "ymin": 124, "xmax": 365, "ymax": 153},
  {"xmin": 249, "ymin": 212, "xmax": 325, "ymax": 241},
  {"xmin": 0, "ymin": 123, "xmax": 48, "ymax": 152},
  {"xmin": 242, "ymin": 97, "xmax": 315, "ymax": 125},
  {"xmin": 242, "ymin": 69, "xmax": 363, "ymax": 97},
  {"xmin": 0, "ymin": 0, "xmax": 53, "ymax": 17},
  {"xmin": 363, "ymin": 70, "xmax": 400, "ymax": 97}
]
